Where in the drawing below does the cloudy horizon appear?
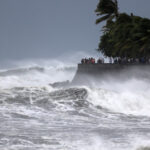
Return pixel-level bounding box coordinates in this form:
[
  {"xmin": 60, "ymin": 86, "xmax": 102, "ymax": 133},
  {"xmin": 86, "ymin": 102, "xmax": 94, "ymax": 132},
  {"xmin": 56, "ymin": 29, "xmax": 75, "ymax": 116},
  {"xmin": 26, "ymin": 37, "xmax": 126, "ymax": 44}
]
[{"xmin": 0, "ymin": 0, "xmax": 150, "ymax": 61}]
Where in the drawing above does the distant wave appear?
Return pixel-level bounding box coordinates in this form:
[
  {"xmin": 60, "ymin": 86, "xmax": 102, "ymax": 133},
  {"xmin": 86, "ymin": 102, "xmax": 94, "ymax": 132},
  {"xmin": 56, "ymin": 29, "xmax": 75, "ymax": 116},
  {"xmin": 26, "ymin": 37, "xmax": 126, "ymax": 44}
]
[
  {"xmin": 0, "ymin": 65, "xmax": 76, "ymax": 76},
  {"xmin": 0, "ymin": 62, "xmax": 77, "ymax": 89},
  {"xmin": 57, "ymin": 66, "xmax": 76, "ymax": 71},
  {"xmin": 0, "ymin": 66, "xmax": 45, "ymax": 76}
]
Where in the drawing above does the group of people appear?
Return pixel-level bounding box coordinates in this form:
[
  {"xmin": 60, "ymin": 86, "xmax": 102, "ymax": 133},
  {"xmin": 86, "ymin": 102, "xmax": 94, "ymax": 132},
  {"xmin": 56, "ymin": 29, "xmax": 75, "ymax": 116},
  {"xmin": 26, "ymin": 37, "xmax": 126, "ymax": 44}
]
[
  {"xmin": 81, "ymin": 57, "xmax": 150, "ymax": 64},
  {"xmin": 81, "ymin": 58, "xmax": 96, "ymax": 64},
  {"xmin": 81, "ymin": 58, "xmax": 104, "ymax": 64},
  {"xmin": 113, "ymin": 57, "xmax": 150, "ymax": 64}
]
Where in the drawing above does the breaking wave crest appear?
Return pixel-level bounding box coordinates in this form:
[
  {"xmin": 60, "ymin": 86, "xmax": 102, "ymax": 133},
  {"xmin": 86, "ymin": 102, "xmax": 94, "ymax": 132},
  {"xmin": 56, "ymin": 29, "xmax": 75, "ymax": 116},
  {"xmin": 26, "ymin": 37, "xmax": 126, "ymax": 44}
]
[
  {"xmin": 0, "ymin": 87, "xmax": 88, "ymax": 110},
  {"xmin": 87, "ymin": 86, "xmax": 150, "ymax": 116},
  {"xmin": 1, "ymin": 85, "xmax": 150, "ymax": 117}
]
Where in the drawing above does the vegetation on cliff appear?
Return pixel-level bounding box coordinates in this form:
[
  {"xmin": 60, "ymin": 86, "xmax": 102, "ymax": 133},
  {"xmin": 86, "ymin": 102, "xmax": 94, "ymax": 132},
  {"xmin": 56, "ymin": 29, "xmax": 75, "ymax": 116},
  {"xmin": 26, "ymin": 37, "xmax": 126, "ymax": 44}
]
[{"xmin": 96, "ymin": 0, "xmax": 150, "ymax": 58}]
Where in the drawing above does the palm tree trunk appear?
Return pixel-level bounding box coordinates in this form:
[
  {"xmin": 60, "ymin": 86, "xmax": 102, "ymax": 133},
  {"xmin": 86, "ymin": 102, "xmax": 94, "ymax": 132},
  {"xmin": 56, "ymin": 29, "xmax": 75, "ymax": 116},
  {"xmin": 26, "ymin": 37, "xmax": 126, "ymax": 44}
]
[{"xmin": 114, "ymin": 0, "xmax": 119, "ymax": 18}]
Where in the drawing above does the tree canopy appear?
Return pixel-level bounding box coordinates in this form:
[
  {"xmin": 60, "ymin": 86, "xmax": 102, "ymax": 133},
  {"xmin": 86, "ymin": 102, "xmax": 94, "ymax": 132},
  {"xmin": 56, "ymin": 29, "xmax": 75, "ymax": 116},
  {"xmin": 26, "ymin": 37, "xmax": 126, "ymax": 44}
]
[{"xmin": 96, "ymin": 0, "xmax": 150, "ymax": 58}]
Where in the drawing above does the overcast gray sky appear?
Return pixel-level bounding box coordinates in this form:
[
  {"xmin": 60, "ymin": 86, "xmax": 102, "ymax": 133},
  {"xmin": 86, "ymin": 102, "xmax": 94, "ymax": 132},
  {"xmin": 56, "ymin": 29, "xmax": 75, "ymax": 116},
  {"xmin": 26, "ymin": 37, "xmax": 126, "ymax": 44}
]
[{"xmin": 0, "ymin": 0, "xmax": 150, "ymax": 61}]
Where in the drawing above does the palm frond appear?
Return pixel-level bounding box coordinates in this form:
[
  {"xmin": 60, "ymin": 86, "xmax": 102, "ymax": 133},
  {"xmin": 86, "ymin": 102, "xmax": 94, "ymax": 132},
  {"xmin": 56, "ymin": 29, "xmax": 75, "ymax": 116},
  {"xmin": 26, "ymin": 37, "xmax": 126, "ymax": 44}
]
[{"xmin": 96, "ymin": 15, "xmax": 110, "ymax": 24}]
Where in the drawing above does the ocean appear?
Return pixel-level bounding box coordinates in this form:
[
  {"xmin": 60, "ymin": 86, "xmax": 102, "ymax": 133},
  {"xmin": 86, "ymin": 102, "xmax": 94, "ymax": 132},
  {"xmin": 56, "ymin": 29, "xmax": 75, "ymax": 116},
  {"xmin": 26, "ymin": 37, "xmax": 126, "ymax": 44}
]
[{"xmin": 0, "ymin": 59, "xmax": 150, "ymax": 150}]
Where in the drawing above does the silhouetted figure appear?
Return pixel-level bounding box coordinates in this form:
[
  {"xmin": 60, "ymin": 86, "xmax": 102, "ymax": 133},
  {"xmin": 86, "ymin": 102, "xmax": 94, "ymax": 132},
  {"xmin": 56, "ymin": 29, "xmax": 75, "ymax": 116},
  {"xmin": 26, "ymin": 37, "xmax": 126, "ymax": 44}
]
[
  {"xmin": 114, "ymin": 58, "xmax": 118, "ymax": 64},
  {"xmin": 109, "ymin": 57, "xmax": 113, "ymax": 64}
]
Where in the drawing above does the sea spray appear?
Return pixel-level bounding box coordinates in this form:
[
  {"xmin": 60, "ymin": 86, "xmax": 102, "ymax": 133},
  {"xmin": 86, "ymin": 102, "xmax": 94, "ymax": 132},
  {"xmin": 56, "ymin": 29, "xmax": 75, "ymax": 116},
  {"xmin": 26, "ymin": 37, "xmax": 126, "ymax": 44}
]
[
  {"xmin": 86, "ymin": 78, "xmax": 150, "ymax": 116},
  {"xmin": 0, "ymin": 59, "xmax": 150, "ymax": 149},
  {"xmin": 0, "ymin": 59, "xmax": 76, "ymax": 89}
]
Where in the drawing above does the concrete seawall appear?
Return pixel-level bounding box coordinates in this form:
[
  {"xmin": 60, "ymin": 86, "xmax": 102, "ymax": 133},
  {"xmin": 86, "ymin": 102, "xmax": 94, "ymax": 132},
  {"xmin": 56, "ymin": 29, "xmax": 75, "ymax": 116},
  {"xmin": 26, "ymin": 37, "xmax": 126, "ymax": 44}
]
[{"xmin": 72, "ymin": 63, "xmax": 150, "ymax": 85}]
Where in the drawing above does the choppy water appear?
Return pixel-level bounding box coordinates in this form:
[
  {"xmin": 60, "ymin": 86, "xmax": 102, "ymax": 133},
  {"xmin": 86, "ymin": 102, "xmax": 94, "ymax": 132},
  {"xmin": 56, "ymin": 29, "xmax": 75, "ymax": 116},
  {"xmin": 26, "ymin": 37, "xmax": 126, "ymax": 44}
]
[{"xmin": 0, "ymin": 60, "xmax": 150, "ymax": 150}]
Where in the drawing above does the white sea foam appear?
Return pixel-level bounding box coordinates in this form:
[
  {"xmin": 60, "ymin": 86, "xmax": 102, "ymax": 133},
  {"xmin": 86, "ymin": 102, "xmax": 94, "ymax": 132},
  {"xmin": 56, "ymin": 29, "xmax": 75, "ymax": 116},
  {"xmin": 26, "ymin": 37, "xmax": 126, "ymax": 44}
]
[
  {"xmin": 129, "ymin": 137, "xmax": 150, "ymax": 150},
  {"xmin": 86, "ymin": 76, "xmax": 150, "ymax": 116},
  {"xmin": 77, "ymin": 136, "xmax": 150, "ymax": 150}
]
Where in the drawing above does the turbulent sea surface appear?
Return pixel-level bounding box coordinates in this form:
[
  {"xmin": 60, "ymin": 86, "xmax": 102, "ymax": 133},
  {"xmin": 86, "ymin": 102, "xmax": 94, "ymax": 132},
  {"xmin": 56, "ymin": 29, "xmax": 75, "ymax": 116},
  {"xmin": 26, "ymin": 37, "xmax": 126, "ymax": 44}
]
[{"xmin": 0, "ymin": 60, "xmax": 150, "ymax": 150}]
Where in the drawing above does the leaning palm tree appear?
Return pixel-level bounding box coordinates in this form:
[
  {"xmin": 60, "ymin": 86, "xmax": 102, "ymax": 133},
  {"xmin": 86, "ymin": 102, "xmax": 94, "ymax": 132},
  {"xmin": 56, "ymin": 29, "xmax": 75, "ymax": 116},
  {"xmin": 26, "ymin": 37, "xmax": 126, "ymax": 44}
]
[{"xmin": 95, "ymin": 0, "xmax": 119, "ymax": 24}]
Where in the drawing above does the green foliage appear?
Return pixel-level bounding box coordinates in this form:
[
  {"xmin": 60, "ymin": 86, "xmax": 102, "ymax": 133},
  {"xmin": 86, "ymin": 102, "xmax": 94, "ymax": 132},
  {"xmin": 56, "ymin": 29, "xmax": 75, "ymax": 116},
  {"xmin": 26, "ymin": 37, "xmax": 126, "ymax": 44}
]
[{"xmin": 96, "ymin": 0, "xmax": 150, "ymax": 58}]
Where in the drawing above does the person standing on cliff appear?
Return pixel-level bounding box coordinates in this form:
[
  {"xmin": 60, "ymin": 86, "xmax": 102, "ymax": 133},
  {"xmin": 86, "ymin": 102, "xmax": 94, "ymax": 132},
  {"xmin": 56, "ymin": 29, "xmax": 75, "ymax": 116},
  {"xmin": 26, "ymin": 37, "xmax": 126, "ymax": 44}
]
[{"xmin": 109, "ymin": 57, "xmax": 113, "ymax": 64}]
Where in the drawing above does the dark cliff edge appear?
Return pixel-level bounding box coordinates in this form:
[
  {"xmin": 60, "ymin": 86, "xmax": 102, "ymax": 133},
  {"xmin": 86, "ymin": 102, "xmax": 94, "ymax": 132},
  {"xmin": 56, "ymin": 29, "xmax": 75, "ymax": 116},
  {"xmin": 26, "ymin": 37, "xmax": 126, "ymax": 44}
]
[{"xmin": 71, "ymin": 63, "xmax": 150, "ymax": 85}]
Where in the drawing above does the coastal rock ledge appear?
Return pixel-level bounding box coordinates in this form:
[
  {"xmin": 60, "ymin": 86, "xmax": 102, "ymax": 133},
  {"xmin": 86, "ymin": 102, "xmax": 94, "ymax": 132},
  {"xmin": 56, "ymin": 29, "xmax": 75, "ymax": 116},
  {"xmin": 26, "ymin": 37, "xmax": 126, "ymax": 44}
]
[{"xmin": 71, "ymin": 63, "xmax": 150, "ymax": 85}]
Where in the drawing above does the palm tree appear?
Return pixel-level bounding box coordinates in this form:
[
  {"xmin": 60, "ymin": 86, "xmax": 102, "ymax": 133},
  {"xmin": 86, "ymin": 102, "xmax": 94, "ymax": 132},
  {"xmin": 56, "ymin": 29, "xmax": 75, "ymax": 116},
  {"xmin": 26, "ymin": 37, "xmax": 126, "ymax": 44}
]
[{"xmin": 95, "ymin": 0, "xmax": 119, "ymax": 24}]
